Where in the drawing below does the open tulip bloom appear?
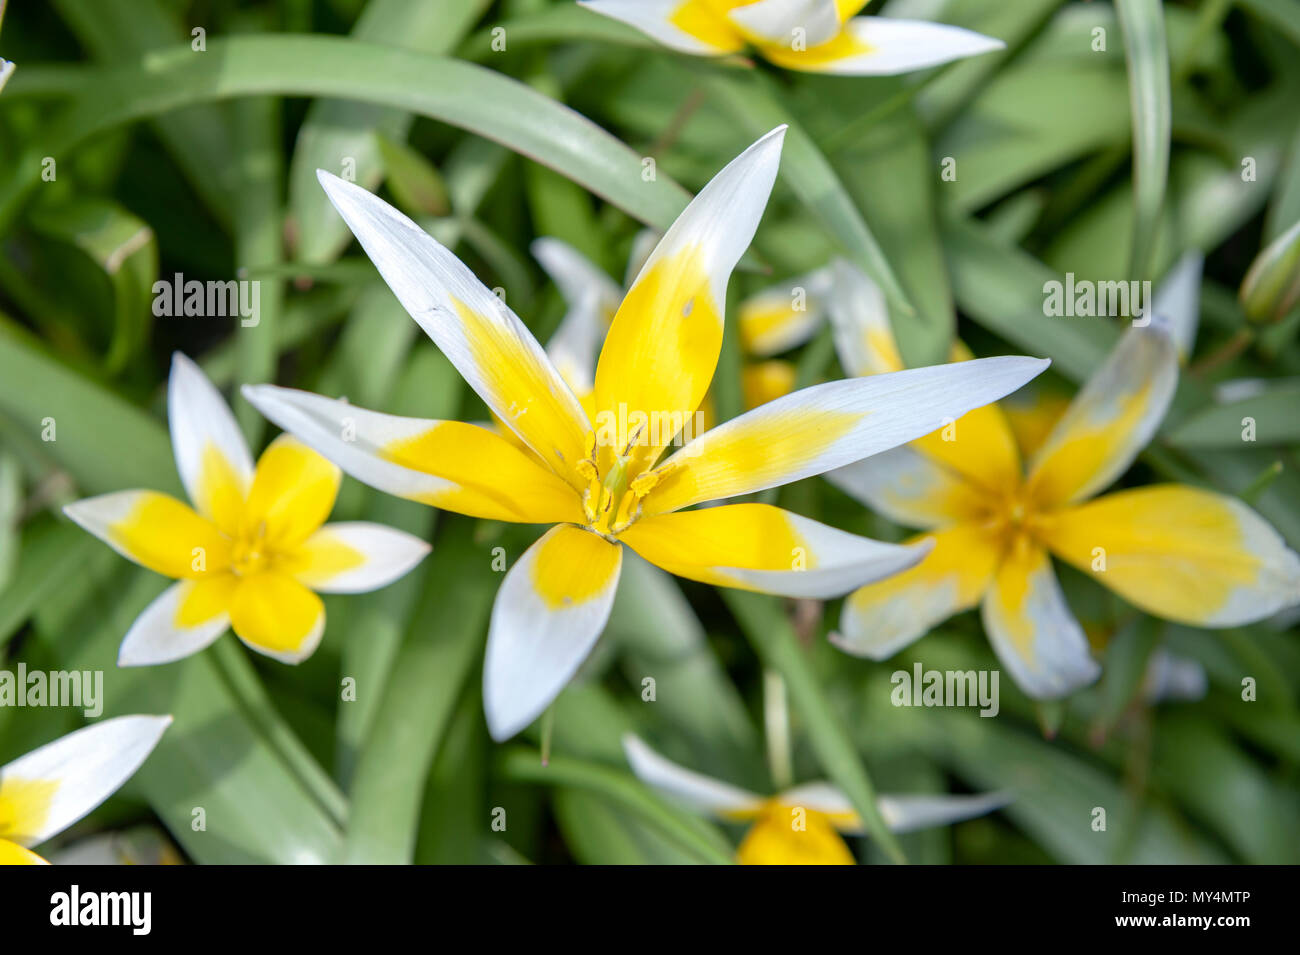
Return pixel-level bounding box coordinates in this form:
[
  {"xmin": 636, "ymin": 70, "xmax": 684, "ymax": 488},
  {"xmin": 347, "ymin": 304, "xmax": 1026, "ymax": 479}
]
[
  {"xmin": 0, "ymin": 715, "xmax": 170, "ymax": 865},
  {"xmin": 243, "ymin": 127, "xmax": 1049, "ymax": 741},
  {"xmin": 64, "ymin": 355, "xmax": 431, "ymax": 666},
  {"xmin": 624, "ymin": 735, "xmax": 1009, "ymax": 864},
  {"xmin": 823, "ymin": 270, "xmax": 1300, "ymax": 697},
  {"xmin": 580, "ymin": 0, "xmax": 1004, "ymax": 75}
]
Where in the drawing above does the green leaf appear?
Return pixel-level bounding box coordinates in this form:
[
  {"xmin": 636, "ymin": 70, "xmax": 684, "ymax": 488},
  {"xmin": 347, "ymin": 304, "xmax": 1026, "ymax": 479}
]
[
  {"xmin": 722, "ymin": 590, "xmax": 907, "ymax": 864},
  {"xmin": 1239, "ymin": 218, "xmax": 1300, "ymax": 324},
  {"xmin": 1116, "ymin": 0, "xmax": 1172, "ymax": 279},
  {"xmin": 1167, "ymin": 382, "xmax": 1300, "ymax": 448},
  {"xmin": 0, "ymin": 35, "xmax": 693, "ymax": 238}
]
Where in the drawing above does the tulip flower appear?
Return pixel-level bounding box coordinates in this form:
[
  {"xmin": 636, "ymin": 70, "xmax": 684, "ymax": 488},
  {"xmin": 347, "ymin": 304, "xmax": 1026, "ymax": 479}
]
[
  {"xmin": 624, "ymin": 735, "xmax": 1009, "ymax": 864},
  {"xmin": 64, "ymin": 355, "xmax": 430, "ymax": 666},
  {"xmin": 580, "ymin": 0, "xmax": 1004, "ymax": 75},
  {"xmin": 823, "ymin": 268, "xmax": 1300, "ymax": 697},
  {"xmin": 0, "ymin": 715, "xmax": 170, "ymax": 865},
  {"xmin": 244, "ymin": 127, "xmax": 1048, "ymax": 740}
]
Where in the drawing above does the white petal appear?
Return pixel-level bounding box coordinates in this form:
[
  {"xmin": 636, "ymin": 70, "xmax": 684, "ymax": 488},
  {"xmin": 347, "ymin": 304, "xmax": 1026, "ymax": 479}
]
[
  {"xmin": 0, "ymin": 715, "xmax": 171, "ymax": 847},
  {"xmin": 167, "ymin": 352, "xmax": 254, "ymax": 522},
  {"xmin": 315, "ymin": 170, "xmax": 590, "ymax": 476},
  {"xmin": 292, "ymin": 521, "xmax": 430, "ymax": 593},
  {"xmin": 797, "ymin": 16, "xmax": 1004, "ymax": 75},
  {"xmin": 1141, "ymin": 649, "xmax": 1209, "ymax": 703},
  {"xmin": 729, "ymin": 0, "xmax": 841, "ymax": 47},
  {"xmin": 622, "ymin": 734, "xmax": 763, "ymax": 816},
  {"xmin": 826, "ymin": 445, "xmax": 984, "ymax": 529},
  {"xmin": 1151, "ymin": 251, "xmax": 1203, "ymax": 360},
  {"xmin": 118, "ymin": 580, "xmax": 230, "ymax": 667},
  {"xmin": 531, "ymin": 236, "xmax": 624, "ymax": 317},
  {"xmin": 826, "ymin": 258, "xmax": 903, "ymax": 376},
  {"xmin": 982, "ymin": 541, "xmax": 1100, "ymax": 699},
  {"xmin": 483, "ymin": 525, "xmax": 623, "ymax": 741},
  {"xmin": 545, "ymin": 289, "xmax": 605, "ymax": 395},
  {"xmin": 645, "ymin": 355, "xmax": 1050, "ymax": 514},
  {"xmin": 578, "ymin": 0, "xmax": 742, "ymax": 55},
  {"xmin": 875, "ymin": 791, "xmax": 1014, "ymax": 834}
]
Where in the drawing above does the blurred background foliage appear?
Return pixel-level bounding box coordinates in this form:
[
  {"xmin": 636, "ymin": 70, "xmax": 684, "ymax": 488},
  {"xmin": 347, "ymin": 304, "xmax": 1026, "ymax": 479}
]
[{"xmin": 1, "ymin": 0, "xmax": 1298, "ymax": 864}]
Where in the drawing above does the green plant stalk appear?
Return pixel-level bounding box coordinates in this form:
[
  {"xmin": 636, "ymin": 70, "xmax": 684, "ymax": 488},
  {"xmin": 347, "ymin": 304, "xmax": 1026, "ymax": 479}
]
[{"xmin": 722, "ymin": 590, "xmax": 908, "ymax": 863}]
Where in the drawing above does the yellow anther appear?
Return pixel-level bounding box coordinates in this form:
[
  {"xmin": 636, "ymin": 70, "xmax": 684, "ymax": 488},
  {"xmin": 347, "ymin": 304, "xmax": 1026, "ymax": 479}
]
[{"xmin": 630, "ymin": 470, "xmax": 660, "ymax": 498}]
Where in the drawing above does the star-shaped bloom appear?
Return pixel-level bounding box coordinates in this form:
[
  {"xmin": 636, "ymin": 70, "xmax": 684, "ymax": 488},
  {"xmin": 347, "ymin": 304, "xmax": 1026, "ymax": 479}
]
[
  {"xmin": 625, "ymin": 735, "xmax": 1009, "ymax": 864},
  {"xmin": 580, "ymin": 0, "xmax": 1004, "ymax": 75},
  {"xmin": 64, "ymin": 355, "xmax": 430, "ymax": 666},
  {"xmin": 244, "ymin": 127, "xmax": 1048, "ymax": 740},
  {"xmin": 822, "ymin": 269, "xmax": 1300, "ymax": 697},
  {"xmin": 0, "ymin": 715, "xmax": 170, "ymax": 865}
]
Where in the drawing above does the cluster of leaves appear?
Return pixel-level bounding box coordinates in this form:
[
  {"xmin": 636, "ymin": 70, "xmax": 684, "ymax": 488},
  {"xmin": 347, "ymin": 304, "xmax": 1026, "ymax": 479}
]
[{"xmin": 0, "ymin": 0, "xmax": 1298, "ymax": 864}]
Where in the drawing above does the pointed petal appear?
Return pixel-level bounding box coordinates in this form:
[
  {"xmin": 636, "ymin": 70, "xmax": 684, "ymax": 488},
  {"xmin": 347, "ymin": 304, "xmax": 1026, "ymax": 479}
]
[
  {"xmin": 578, "ymin": 0, "xmax": 744, "ymax": 55},
  {"xmin": 531, "ymin": 236, "xmax": 623, "ymax": 320},
  {"xmin": 118, "ymin": 577, "xmax": 235, "ymax": 667},
  {"xmin": 545, "ymin": 288, "xmax": 604, "ymax": 396},
  {"xmin": 1040, "ymin": 484, "xmax": 1300, "ymax": 627},
  {"xmin": 1152, "ymin": 251, "xmax": 1203, "ymax": 360},
  {"xmin": 644, "ymin": 356, "xmax": 1049, "ymax": 515},
  {"xmin": 167, "ymin": 352, "xmax": 253, "ymax": 534},
  {"xmin": 833, "ymin": 523, "xmax": 1001, "ymax": 659},
  {"xmin": 315, "ymin": 170, "xmax": 590, "ymax": 483},
  {"xmin": 0, "ymin": 715, "xmax": 171, "ymax": 847},
  {"xmin": 825, "ymin": 258, "xmax": 903, "ymax": 376},
  {"xmin": 773, "ymin": 782, "xmax": 1011, "ymax": 834},
  {"xmin": 981, "ymin": 537, "xmax": 1100, "ymax": 699},
  {"xmin": 593, "ymin": 128, "xmax": 786, "ymax": 470},
  {"xmin": 739, "ymin": 266, "xmax": 832, "ymax": 357},
  {"xmin": 64, "ymin": 491, "xmax": 231, "ymax": 579},
  {"xmin": 761, "ymin": 16, "xmax": 1004, "ymax": 75},
  {"xmin": 228, "ymin": 572, "xmax": 325, "ymax": 664},
  {"xmin": 244, "ymin": 435, "xmax": 341, "ymax": 550},
  {"xmin": 243, "ymin": 385, "xmax": 584, "ymax": 524},
  {"xmin": 1027, "ymin": 322, "xmax": 1178, "ymax": 508},
  {"xmin": 286, "ymin": 521, "xmax": 430, "ymax": 593},
  {"xmin": 622, "ymin": 734, "xmax": 763, "ymax": 816},
  {"xmin": 621, "ymin": 502, "xmax": 930, "ymax": 599},
  {"xmin": 483, "ymin": 525, "xmax": 623, "ymax": 741}
]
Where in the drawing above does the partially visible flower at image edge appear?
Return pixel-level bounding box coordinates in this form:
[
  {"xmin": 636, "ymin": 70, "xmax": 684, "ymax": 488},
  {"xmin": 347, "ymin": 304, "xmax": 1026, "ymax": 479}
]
[
  {"xmin": 0, "ymin": 715, "xmax": 170, "ymax": 865},
  {"xmin": 64, "ymin": 355, "xmax": 430, "ymax": 666},
  {"xmin": 579, "ymin": 0, "xmax": 1004, "ymax": 75},
  {"xmin": 624, "ymin": 735, "xmax": 1010, "ymax": 864},
  {"xmin": 244, "ymin": 126, "xmax": 1050, "ymax": 741}
]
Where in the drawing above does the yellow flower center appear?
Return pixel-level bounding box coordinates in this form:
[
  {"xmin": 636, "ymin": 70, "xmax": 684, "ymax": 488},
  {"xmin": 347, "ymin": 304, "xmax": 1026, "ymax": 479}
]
[
  {"xmin": 229, "ymin": 520, "xmax": 271, "ymax": 577},
  {"xmin": 576, "ymin": 429, "xmax": 661, "ymax": 537}
]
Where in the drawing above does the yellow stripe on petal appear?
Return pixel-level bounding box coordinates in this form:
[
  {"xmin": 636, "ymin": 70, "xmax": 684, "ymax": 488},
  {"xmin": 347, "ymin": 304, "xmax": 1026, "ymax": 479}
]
[
  {"xmin": 174, "ymin": 574, "xmax": 238, "ymax": 628},
  {"xmin": 836, "ymin": 522, "xmax": 1001, "ymax": 659},
  {"xmin": 244, "ymin": 435, "xmax": 341, "ymax": 549},
  {"xmin": 1038, "ymin": 484, "xmax": 1300, "ymax": 627},
  {"xmin": 104, "ymin": 492, "xmax": 232, "ymax": 579},
  {"xmin": 673, "ymin": 1, "xmax": 747, "ymax": 51},
  {"xmin": 736, "ymin": 802, "xmax": 855, "ymax": 865},
  {"xmin": 281, "ymin": 533, "xmax": 364, "ymax": 589},
  {"xmin": 456, "ymin": 298, "xmax": 593, "ymax": 484},
  {"xmin": 384, "ymin": 420, "xmax": 586, "ymax": 524},
  {"xmin": 594, "ymin": 246, "xmax": 724, "ymax": 472},
  {"xmin": 1026, "ymin": 323, "xmax": 1177, "ymax": 508},
  {"xmin": 195, "ymin": 442, "xmax": 249, "ymax": 536},
  {"xmin": 229, "ymin": 572, "xmax": 325, "ymax": 663},
  {"xmin": 908, "ymin": 402, "xmax": 1021, "ymax": 496},
  {"xmin": 1002, "ymin": 388, "xmax": 1071, "ymax": 461},
  {"xmin": 645, "ymin": 404, "xmax": 862, "ymax": 516},
  {"xmin": 0, "ymin": 777, "xmax": 57, "ymax": 843},
  {"xmin": 981, "ymin": 534, "xmax": 1099, "ymax": 699},
  {"xmin": 757, "ymin": 27, "xmax": 873, "ymax": 72},
  {"xmin": 531, "ymin": 523, "xmax": 623, "ymax": 609}
]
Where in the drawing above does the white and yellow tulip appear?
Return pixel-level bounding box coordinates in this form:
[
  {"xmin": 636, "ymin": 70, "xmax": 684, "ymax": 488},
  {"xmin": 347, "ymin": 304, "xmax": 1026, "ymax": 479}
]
[
  {"xmin": 64, "ymin": 355, "xmax": 430, "ymax": 666},
  {"xmin": 580, "ymin": 0, "xmax": 1004, "ymax": 75},
  {"xmin": 0, "ymin": 715, "xmax": 170, "ymax": 865},
  {"xmin": 824, "ymin": 269, "xmax": 1300, "ymax": 698},
  {"xmin": 625, "ymin": 734, "xmax": 1009, "ymax": 864},
  {"xmin": 244, "ymin": 127, "xmax": 1049, "ymax": 740}
]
